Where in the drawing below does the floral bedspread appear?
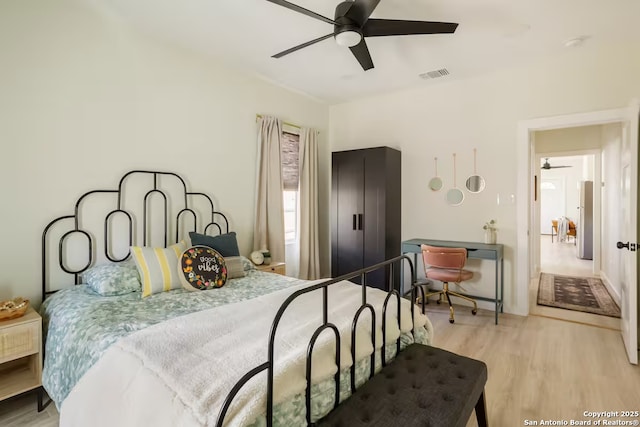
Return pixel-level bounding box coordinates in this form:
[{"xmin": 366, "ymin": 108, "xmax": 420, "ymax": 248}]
[
  {"xmin": 41, "ymin": 266, "xmax": 432, "ymax": 426},
  {"xmin": 41, "ymin": 268, "xmax": 302, "ymax": 408}
]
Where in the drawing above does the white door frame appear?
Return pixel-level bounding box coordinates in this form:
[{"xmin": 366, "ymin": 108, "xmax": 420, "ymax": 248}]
[{"xmin": 515, "ymin": 107, "xmax": 628, "ymax": 316}]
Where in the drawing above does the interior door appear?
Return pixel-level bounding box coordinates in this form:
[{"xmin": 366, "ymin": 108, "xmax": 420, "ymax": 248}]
[
  {"xmin": 619, "ymin": 100, "xmax": 639, "ymax": 364},
  {"xmin": 332, "ymin": 152, "xmax": 364, "ymax": 278},
  {"xmin": 363, "ymin": 149, "xmax": 385, "ymax": 289}
]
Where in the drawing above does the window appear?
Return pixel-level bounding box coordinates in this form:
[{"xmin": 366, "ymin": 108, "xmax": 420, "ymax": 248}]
[
  {"xmin": 281, "ymin": 131, "xmax": 300, "ymax": 243},
  {"xmin": 283, "ymin": 190, "xmax": 297, "ymax": 242}
]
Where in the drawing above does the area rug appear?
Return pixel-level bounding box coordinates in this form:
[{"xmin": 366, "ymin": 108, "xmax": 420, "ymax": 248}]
[{"xmin": 537, "ymin": 273, "xmax": 621, "ymax": 318}]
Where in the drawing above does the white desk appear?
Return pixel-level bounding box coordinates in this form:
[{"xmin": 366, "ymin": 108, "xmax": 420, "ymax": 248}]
[{"xmin": 402, "ymin": 238, "xmax": 505, "ymax": 324}]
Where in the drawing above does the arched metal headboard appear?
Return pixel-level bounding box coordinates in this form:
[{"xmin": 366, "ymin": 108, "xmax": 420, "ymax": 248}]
[{"xmin": 41, "ymin": 170, "xmax": 230, "ymax": 300}]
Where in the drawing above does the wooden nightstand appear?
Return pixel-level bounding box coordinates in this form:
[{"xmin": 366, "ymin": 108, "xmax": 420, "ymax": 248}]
[
  {"xmin": 255, "ymin": 262, "xmax": 286, "ymax": 275},
  {"xmin": 0, "ymin": 307, "xmax": 43, "ymax": 408}
]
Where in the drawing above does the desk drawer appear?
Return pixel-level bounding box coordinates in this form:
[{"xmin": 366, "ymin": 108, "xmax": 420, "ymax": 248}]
[{"xmin": 467, "ymin": 249, "xmax": 496, "ymax": 260}]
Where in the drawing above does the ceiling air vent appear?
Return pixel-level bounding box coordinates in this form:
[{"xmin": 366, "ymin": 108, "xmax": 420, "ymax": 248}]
[{"xmin": 419, "ymin": 68, "xmax": 450, "ymax": 80}]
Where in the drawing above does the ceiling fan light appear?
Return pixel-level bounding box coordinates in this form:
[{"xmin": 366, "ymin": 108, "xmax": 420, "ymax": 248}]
[{"xmin": 335, "ymin": 30, "xmax": 362, "ymax": 47}]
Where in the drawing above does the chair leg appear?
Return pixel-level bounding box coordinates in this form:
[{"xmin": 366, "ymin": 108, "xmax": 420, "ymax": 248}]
[
  {"xmin": 420, "ymin": 289, "xmax": 444, "ymax": 305},
  {"xmin": 424, "ymin": 290, "xmax": 445, "ymax": 300},
  {"xmin": 443, "ymin": 283, "xmax": 455, "ymax": 323},
  {"xmin": 475, "ymin": 391, "xmax": 488, "ymax": 427},
  {"xmin": 448, "ymin": 290, "xmax": 478, "ymax": 315}
]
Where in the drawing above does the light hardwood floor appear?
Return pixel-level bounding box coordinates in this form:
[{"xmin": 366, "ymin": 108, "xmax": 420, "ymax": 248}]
[
  {"xmin": 539, "ymin": 234, "xmax": 593, "ymax": 277},
  {"xmin": 3, "ymin": 310, "xmax": 638, "ymax": 427},
  {"xmin": 426, "ymin": 307, "xmax": 640, "ymax": 427},
  {"xmin": 0, "ymin": 392, "xmax": 58, "ymax": 427}
]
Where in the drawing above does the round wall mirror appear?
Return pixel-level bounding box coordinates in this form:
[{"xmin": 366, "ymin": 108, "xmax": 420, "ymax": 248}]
[
  {"xmin": 446, "ymin": 153, "xmax": 465, "ymax": 206},
  {"xmin": 465, "ymin": 148, "xmax": 486, "ymax": 193},
  {"xmin": 429, "ymin": 177, "xmax": 443, "ymax": 191},
  {"xmin": 429, "ymin": 157, "xmax": 442, "ymax": 192},
  {"xmin": 466, "ymin": 175, "xmax": 485, "ymax": 193},
  {"xmin": 446, "ymin": 188, "xmax": 464, "ymax": 206}
]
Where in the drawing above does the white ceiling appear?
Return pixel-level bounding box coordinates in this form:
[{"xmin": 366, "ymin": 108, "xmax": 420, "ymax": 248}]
[{"xmin": 100, "ymin": 0, "xmax": 640, "ymax": 103}]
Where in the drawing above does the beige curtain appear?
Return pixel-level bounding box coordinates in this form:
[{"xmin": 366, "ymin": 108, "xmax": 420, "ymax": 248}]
[
  {"xmin": 253, "ymin": 116, "xmax": 285, "ymax": 263},
  {"xmin": 297, "ymin": 127, "xmax": 320, "ymax": 279}
]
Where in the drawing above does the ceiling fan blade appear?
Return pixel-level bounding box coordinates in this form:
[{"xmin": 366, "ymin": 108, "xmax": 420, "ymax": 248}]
[
  {"xmin": 349, "ymin": 39, "xmax": 374, "ymax": 71},
  {"xmin": 542, "ymin": 159, "xmax": 573, "ymax": 169},
  {"xmin": 272, "ymin": 33, "xmax": 334, "ymax": 58},
  {"xmin": 265, "ymin": 0, "xmax": 336, "ymax": 25},
  {"xmin": 363, "ymin": 19, "xmax": 458, "ymax": 37},
  {"xmin": 344, "ymin": 0, "xmax": 381, "ymax": 25}
]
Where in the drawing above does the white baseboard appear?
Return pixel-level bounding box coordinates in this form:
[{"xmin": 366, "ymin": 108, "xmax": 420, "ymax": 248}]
[{"xmin": 599, "ymin": 270, "xmax": 621, "ymax": 306}]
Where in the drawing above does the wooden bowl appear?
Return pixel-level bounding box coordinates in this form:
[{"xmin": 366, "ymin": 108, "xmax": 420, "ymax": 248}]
[{"xmin": 0, "ymin": 297, "xmax": 30, "ymax": 321}]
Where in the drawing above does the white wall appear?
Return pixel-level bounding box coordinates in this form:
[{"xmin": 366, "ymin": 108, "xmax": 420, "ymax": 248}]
[
  {"xmin": 536, "ymin": 125, "xmax": 604, "ymax": 153},
  {"xmin": 0, "ymin": 0, "xmax": 330, "ymax": 305},
  {"xmin": 329, "ymin": 41, "xmax": 640, "ymax": 315},
  {"xmin": 600, "ymin": 123, "xmax": 623, "ymax": 301}
]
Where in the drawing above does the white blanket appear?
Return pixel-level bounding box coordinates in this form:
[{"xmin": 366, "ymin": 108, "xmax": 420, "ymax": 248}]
[
  {"xmin": 557, "ymin": 216, "xmax": 569, "ymax": 242},
  {"xmin": 60, "ymin": 280, "xmax": 431, "ymax": 427}
]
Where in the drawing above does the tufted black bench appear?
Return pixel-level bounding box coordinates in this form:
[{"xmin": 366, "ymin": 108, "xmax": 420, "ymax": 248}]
[{"xmin": 317, "ymin": 343, "xmax": 488, "ymax": 427}]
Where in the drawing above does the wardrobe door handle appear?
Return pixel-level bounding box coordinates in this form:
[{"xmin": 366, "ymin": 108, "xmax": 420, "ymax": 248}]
[
  {"xmin": 358, "ymin": 214, "xmax": 363, "ymax": 230},
  {"xmin": 353, "ymin": 214, "xmax": 357, "ymax": 230}
]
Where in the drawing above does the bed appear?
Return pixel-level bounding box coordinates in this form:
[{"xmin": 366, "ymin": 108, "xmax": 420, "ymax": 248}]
[{"xmin": 40, "ymin": 170, "xmax": 433, "ymax": 427}]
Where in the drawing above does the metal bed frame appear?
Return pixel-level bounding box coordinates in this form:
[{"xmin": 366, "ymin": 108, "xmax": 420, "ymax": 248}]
[
  {"xmin": 41, "ymin": 170, "xmax": 228, "ymax": 297},
  {"xmin": 40, "ymin": 169, "xmax": 426, "ymax": 425},
  {"xmin": 214, "ymin": 255, "xmax": 426, "ymax": 427}
]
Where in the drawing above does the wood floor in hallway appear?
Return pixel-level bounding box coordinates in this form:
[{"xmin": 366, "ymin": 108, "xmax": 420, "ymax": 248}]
[{"xmin": 533, "ymin": 235, "xmax": 620, "ymax": 330}]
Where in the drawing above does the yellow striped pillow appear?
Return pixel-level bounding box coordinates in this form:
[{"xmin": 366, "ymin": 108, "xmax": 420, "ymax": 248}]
[{"xmin": 131, "ymin": 241, "xmax": 187, "ymax": 298}]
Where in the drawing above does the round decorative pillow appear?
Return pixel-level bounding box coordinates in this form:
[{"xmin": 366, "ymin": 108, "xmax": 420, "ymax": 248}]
[{"xmin": 179, "ymin": 246, "xmax": 227, "ymax": 291}]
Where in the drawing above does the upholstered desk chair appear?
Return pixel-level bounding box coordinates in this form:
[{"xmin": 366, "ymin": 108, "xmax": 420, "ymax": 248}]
[{"xmin": 421, "ymin": 244, "xmax": 478, "ymax": 324}]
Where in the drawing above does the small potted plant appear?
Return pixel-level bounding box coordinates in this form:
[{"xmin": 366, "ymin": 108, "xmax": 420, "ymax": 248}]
[{"xmin": 483, "ymin": 220, "xmax": 497, "ymax": 244}]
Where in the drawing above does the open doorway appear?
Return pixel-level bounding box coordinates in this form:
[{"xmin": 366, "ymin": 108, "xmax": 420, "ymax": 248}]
[
  {"xmin": 530, "ymin": 141, "xmax": 615, "ymax": 327},
  {"xmin": 538, "ymin": 153, "xmax": 595, "ymax": 278}
]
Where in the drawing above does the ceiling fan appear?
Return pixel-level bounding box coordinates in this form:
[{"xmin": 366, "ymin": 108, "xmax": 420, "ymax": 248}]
[
  {"xmin": 266, "ymin": 0, "xmax": 459, "ymax": 71},
  {"xmin": 541, "ymin": 158, "xmax": 572, "ymax": 170}
]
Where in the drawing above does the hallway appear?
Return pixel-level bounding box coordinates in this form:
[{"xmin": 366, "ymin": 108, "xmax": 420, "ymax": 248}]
[
  {"xmin": 540, "ymin": 234, "xmax": 593, "ymax": 277},
  {"xmin": 529, "ymin": 235, "xmax": 619, "ymax": 330}
]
